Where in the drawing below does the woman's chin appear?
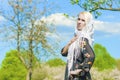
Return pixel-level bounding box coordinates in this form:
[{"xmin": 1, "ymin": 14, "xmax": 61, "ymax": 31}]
[{"xmin": 77, "ymin": 28, "xmax": 82, "ymax": 31}]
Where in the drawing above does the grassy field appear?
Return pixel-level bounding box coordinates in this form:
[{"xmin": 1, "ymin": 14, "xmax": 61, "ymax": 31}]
[{"xmin": 32, "ymin": 65, "xmax": 120, "ymax": 80}]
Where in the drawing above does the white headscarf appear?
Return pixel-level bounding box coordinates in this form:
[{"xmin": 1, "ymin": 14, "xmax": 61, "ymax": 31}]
[{"xmin": 67, "ymin": 12, "xmax": 94, "ymax": 77}]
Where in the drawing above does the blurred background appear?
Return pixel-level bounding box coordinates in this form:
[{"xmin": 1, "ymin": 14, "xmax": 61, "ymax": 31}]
[{"xmin": 0, "ymin": 0, "xmax": 120, "ymax": 80}]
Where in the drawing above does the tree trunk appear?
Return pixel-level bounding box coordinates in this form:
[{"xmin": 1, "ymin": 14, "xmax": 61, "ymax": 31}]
[
  {"xmin": 26, "ymin": 68, "xmax": 32, "ymax": 80},
  {"xmin": 17, "ymin": 26, "xmax": 21, "ymax": 52},
  {"xmin": 26, "ymin": 27, "xmax": 33, "ymax": 80}
]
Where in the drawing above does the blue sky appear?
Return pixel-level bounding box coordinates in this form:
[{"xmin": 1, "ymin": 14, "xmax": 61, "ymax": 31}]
[
  {"xmin": 0, "ymin": 0, "xmax": 120, "ymax": 64},
  {"xmin": 45, "ymin": 0, "xmax": 120, "ymax": 59}
]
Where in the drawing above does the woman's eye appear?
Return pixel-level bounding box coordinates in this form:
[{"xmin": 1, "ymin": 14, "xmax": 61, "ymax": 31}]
[
  {"xmin": 78, "ymin": 18, "xmax": 85, "ymax": 22},
  {"xmin": 82, "ymin": 19, "xmax": 85, "ymax": 22},
  {"xmin": 78, "ymin": 18, "xmax": 80, "ymax": 20}
]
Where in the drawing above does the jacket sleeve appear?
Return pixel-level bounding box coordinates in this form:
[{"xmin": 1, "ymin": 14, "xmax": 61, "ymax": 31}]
[
  {"xmin": 61, "ymin": 47, "xmax": 68, "ymax": 57},
  {"xmin": 78, "ymin": 38, "xmax": 95, "ymax": 72}
]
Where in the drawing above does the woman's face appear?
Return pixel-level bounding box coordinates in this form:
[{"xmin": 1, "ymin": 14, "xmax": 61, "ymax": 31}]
[{"xmin": 77, "ymin": 14, "xmax": 86, "ymax": 31}]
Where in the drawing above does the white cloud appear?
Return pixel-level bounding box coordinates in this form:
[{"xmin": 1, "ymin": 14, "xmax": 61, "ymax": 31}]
[
  {"xmin": 0, "ymin": 16, "xmax": 5, "ymax": 22},
  {"xmin": 41, "ymin": 13, "xmax": 120, "ymax": 34},
  {"xmin": 41, "ymin": 13, "xmax": 76, "ymax": 27},
  {"xmin": 45, "ymin": 32, "xmax": 59, "ymax": 39},
  {"xmin": 94, "ymin": 20, "xmax": 120, "ymax": 34}
]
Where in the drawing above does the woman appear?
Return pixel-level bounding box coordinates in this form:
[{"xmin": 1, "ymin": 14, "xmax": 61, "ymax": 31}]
[{"xmin": 61, "ymin": 12, "xmax": 95, "ymax": 80}]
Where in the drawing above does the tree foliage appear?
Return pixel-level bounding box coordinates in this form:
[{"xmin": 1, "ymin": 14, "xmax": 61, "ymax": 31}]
[
  {"xmin": 0, "ymin": 0, "xmax": 57, "ymax": 80},
  {"xmin": 46, "ymin": 58, "xmax": 66, "ymax": 67},
  {"xmin": 93, "ymin": 43, "xmax": 116, "ymax": 71},
  {"xmin": 70, "ymin": 0, "xmax": 120, "ymax": 18},
  {"xmin": 116, "ymin": 59, "xmax": 120, "ymax": 70},
  {"xmin": 0, "ymin": 50, "xmax": 27, "ymax": 80}
]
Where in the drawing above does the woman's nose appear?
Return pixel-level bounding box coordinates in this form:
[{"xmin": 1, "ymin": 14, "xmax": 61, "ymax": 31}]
[{"xmin": 78, "ymin": 20, "xmax": 81, "ymax": 24}]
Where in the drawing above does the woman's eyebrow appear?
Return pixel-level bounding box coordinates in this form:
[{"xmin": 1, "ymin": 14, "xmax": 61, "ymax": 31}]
[{"xmin": 77, "ymin": 18, "xmax": 85, "ymax": 21}]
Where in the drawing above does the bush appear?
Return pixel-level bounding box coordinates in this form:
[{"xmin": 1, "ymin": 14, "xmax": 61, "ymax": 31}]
[
  {"xmin": 46, "ymin": 58, "xmax": 66, "ymax": 67},
  {"xmin": 0, "ymin": 50, "xmax": 27, "ymax": 80},
  {"xmin": 116, "ymin": 59, "xmax": 120, "ymax": 70},
  {"xmin": 93, "ymin": 44, "xmax": 116, "ymax": 71}
]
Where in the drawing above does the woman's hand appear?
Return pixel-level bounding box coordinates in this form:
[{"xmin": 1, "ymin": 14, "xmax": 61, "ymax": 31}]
[
  {"xmin": 61, "ymin": 36, "xmax": 78, "ymax": 55},
  {"xmin": 70, "ymin": 69, "xmax": 82, "ymax": 75},
  {"xmin": 68, "ymin": 36, "xmax": 78, "ymax": 45}
]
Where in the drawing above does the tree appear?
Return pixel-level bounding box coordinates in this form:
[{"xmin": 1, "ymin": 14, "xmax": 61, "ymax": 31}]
[
  {"xmin": 46, "ymin": 58, "xmax": 66, "ymax": 67},
  {"xmin": 116, "ymin": 59, "xmax": 120, "ymax": 70},
  {"xmin": 93, "ymin": 44, "xmax": 116, "ymax": 71},
  {"xmin": 0, "ymin": 0, "xmax": 57, "ymax": 80},
  {"xmin": 0, "ymin": 50, "xmax": 27, "ymax": 80},
  {"xmin": 70, "ymin": 0, "xmax": 120, "ymax": 18}
]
